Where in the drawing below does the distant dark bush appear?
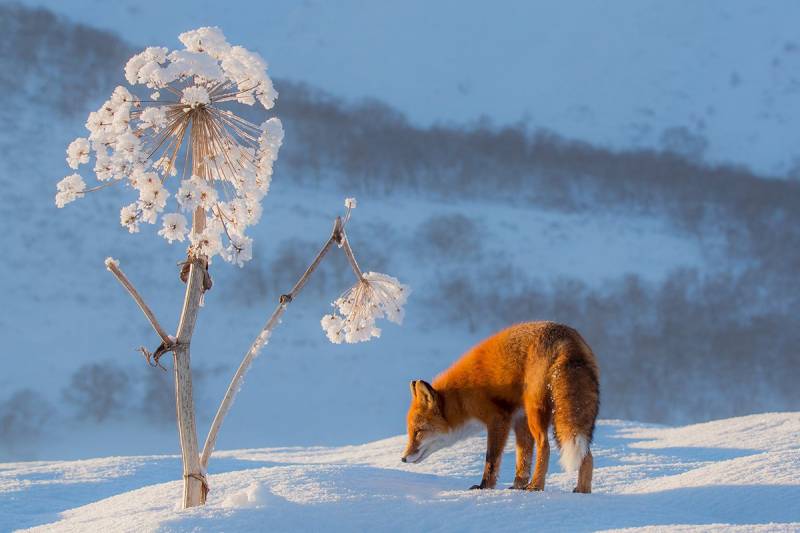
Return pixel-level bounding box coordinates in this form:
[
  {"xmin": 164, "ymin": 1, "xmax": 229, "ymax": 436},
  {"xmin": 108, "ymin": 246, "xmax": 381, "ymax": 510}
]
[
  {"xmin": 270, "ymin": 239, "xmax": 331, "ymax": 296},
  {"xmin": 659, "ymin": 126, "xmax": 709, "ymax": 163},
  {"xmin": 139, "ymin": 363, "xmax": 228, "ymax": 426},
  {"xmin": 224, "ymin": 249, "xmax": 273, "ymax": 307},
  {"xmin": 416, "ymin": 214, "xmax": 483, "ymax": 261},
  {"xmin": 62, "ymin": 362, "xmax": 131, "ymax": 422},
  {"xmin": 140, "ymin": 366, "xmax": 174, "ymax": 426},
  {"xmin": 0, "ymin": 389, "xmax": 53, "ymax": 458}
]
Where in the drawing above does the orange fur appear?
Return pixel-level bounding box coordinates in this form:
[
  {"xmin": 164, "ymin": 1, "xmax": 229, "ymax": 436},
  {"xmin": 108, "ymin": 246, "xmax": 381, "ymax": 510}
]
[{"xmin": 402, "ymin": 322, "xmax": 599, "ymax": 493}]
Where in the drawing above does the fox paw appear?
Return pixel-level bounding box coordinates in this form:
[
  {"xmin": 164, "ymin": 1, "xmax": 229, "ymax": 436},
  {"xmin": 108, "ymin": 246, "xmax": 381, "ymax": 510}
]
[
  {"xmin": 525, "ymin": 484, "xmax": 544, "ymax": 492},
  {"xmin": 508, "ymin": 480, "xmax": 529, "ymax": 490},
  {"xmin": 470, "ymin": 482, "xmax": 493, "ymax": 490}
]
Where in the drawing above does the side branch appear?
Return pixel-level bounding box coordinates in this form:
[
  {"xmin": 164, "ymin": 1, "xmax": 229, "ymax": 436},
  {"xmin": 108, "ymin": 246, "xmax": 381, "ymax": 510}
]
[
  {"xmin": 105, "ymin": 257, "xmax": 173, "ymax": 346},
  {"xmin": 200, "ymin": 217, "xmax": 343, "ymax": 468},
  {"xmin": 339, "ymin": 230, "xmax": 364, "ymax": 281},
  {"xmin": 284, "ymin": 217, "xmax": 343, "ymax": 301}
]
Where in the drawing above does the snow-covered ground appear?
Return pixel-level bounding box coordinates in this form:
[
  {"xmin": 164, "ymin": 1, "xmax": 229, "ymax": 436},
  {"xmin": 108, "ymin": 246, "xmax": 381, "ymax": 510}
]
[{"xmin": 2, "ymin": 412, "xmax": 798, "ymax": 532}]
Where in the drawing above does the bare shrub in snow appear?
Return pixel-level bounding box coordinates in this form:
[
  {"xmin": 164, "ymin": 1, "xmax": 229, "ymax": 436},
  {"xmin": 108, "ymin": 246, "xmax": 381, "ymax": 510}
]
[
  {"xmin": 139, "ymin": 366, "xmax": 175, "ymax": 426},
  {"xmin": 660, "ymin": 126, "xmax": 708, "ymax": 163},
  {"xmin": 141, "ymin": 364, "xmax": 226, "ymax": 426},
  {"xmin": 416, "ymin": 213, "xmax": 483, "ymax": 260},
  {"xmin": 0, "ymin": 389, "xmax": 52, "ymax": 457},
  {"xmin": 63, "ymin": 363, "xmax": 131, "ymax": 422}
]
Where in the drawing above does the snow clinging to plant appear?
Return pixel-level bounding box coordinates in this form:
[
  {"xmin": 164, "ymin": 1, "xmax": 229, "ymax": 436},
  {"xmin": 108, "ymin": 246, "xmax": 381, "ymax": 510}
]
[
  {"xmin": 55, "ymin": 26, "xmax": 283, "ymax": 266},
  {"xmin": 322, "ymin": 272, "xmax": 409, "ymax": 344}
]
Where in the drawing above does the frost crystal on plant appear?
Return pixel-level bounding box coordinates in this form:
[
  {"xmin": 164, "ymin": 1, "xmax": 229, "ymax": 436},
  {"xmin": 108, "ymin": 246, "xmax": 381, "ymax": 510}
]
[
  {"xmin": 55, "ymin": 174, "xmax": 86, "ymax": 208},
  {"xmin": 222, "ymin": 234, "xmax": 253, "ymax": 267},
  {"xmin": 120, "ymin": 203, "xmax": 140, "ymax": 233},
  {"xmin": 66, "ymin": 138, "xmax": 90, "ymax": 169},
  {"xmin": 158, "ymin": 213, "xmax": 189, "ymax": 243},
  {"xmin": 55, "ymin": 26, "xmax": 283, "ymax": 265},
  {"xmin": 321, "ymin": 272, "xmax": 409, "ymax": 344}
]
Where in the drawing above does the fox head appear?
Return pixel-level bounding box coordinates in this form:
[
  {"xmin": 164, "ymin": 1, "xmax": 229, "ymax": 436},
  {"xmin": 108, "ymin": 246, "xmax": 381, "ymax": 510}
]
[{"xmin": 401, "ymin": 380, "xmax": 451, "ymax": 464}]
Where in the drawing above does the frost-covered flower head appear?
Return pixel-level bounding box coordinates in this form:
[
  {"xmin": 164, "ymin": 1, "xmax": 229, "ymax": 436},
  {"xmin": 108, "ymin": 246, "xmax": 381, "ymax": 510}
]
[
  {"xmin": 55, "ymin": 27, "xmax": 283, "ymax": 265},
  {"xmin": 321, "ymin": 272, "xmax": 409, "ymax": 344}
]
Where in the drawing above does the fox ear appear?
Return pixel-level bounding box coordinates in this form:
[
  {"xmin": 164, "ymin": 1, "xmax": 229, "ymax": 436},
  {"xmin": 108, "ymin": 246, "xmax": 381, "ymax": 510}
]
[
  {"xmin": 414, "ymin": 380, "xmax": 437, "ymax": 407},
  {"xmin": 409, "ymin": 380, "xmax": 417, "ymax": 398}
]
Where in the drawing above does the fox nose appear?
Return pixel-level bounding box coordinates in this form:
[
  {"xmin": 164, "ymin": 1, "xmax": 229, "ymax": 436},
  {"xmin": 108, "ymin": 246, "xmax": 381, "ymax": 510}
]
[{"xmin": 401, "ymin": 456, "xmax": 407, "ymax": 463}]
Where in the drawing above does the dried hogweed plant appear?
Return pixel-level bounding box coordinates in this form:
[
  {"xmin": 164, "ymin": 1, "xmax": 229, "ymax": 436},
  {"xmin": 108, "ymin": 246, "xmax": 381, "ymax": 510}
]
[{"xmin": 56, "ymin": 28, "xmax": 408, "ymax": 510}]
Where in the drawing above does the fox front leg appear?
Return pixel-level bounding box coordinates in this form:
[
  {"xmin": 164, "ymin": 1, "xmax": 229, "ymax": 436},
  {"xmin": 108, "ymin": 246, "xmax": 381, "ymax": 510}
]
[{"xmin": 470, "ymin": 418, "xmax": 511, "ymax": 490}]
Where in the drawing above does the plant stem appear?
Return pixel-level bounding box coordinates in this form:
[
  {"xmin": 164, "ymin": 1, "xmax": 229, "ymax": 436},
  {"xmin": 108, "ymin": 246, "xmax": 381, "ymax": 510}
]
[
  {"xmin": 340, "ymin": 232, "xmax": 364, "ymax": 280},
  {"xmin": 200, "ymin": 217, "xmax": 343, "ymax": 469},
  {"xmin": 173, "ymin": 207, "xmax": 208, "ymax": 507}
]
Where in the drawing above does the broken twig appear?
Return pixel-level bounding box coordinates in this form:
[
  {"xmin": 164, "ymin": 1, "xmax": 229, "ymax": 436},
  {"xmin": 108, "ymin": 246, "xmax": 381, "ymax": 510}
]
[{"xmin": 105, "ymin": 257, "xmax": 173, "ymax": 347}]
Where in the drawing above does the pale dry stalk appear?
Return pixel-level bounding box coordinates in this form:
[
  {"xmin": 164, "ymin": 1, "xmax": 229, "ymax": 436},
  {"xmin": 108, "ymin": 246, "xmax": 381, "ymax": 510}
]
[{"xmin": 200, "ymin": 217, "xmax": 346, "ymax": 468}]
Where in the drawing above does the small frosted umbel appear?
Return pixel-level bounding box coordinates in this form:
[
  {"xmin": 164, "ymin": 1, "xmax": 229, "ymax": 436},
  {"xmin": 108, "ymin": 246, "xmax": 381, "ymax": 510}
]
[{"xmin": 322, "ymin": 272, "xmax": 410, "ymax": 344}]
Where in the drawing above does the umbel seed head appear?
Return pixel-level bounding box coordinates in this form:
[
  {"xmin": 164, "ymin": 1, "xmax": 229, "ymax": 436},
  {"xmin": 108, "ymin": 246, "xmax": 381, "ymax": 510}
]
[{"xmin": 55, "ymin": 27, "xmax": 283, "ymax": 267}]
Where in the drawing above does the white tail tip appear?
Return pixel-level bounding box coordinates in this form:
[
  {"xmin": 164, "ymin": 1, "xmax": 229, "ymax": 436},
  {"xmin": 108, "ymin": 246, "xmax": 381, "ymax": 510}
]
[{"xmin": 559, "ymin": 434, "xmax": 589, "ymax": 473}]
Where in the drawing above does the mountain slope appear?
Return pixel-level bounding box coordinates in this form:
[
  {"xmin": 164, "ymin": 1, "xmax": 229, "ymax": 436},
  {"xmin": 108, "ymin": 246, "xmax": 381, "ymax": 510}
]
[
  {"xmin": 16, "ymin": 0, "xmax": 800, "ymax": 175},
  {"xmin": 1, "ymin": 4, "xmax": 799, "ymax": 463}
]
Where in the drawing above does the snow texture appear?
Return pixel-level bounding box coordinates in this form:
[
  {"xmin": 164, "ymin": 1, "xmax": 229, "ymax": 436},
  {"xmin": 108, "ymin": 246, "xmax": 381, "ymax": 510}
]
[{"xmin": 1, "ymin": 413, "xmax": 798, "ymax": 532}]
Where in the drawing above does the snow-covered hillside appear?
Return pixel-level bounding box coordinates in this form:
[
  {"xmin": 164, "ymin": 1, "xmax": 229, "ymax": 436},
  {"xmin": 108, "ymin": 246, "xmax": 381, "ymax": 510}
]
[
  {"xmin": 3, "ymin": 412, "xmax": 799, "ymax": 532},
  {"xmin": 2, "ymin": 4, "xmax": 800, "ymax": 464},
  {"xmin": 1, "ymin": 5, "xmax": 799, "ymax": 530},
  {"xmin": 17, "ymin": 0, "xmax": 800, "ymax": 176}
]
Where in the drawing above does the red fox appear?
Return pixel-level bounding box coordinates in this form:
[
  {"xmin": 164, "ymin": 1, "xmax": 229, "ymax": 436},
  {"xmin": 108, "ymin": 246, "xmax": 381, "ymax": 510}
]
[{"xmin": 401, "ymin": 322, "xmax": 599, "ymax": 493}]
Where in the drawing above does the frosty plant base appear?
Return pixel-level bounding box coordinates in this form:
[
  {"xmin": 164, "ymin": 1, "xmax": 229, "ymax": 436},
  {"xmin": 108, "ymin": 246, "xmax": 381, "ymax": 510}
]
[{"xmin": 106, "ymin": 207, "xmax": 406, "ymax": 507}]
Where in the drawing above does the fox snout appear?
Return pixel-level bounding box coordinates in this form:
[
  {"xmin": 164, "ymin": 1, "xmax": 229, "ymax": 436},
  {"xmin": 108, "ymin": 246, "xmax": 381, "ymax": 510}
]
[
  {"xmin": 401, "ymin": 438, "xmax": 428, "ymax": 464},
  {"xmin": 401, "ymin": 444, "xmax": 420, "ymax": 464}
]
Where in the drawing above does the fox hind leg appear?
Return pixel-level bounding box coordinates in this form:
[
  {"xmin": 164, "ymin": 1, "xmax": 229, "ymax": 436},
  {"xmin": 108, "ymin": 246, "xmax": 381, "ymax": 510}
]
[
  {"xmin": 509, "ymin": 415, "xmax": 533, "ymax": 489},
  {"xmin": 524, "ymin": 406, "xmax": 551, "ymax": 491},
  {"xmin": 573, "ymin": 450, "xmax": 593, "ymax": 493}
]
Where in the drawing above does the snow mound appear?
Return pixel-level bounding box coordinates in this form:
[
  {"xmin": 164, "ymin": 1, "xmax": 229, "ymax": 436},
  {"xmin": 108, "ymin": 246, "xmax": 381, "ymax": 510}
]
[
  {"xmin": 2, "ymin": 413, "xmax": 798, "ymax": 532},
  {"xmin": 221, "ymin": 482, "xmax": 279, "ymax": 509}
]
